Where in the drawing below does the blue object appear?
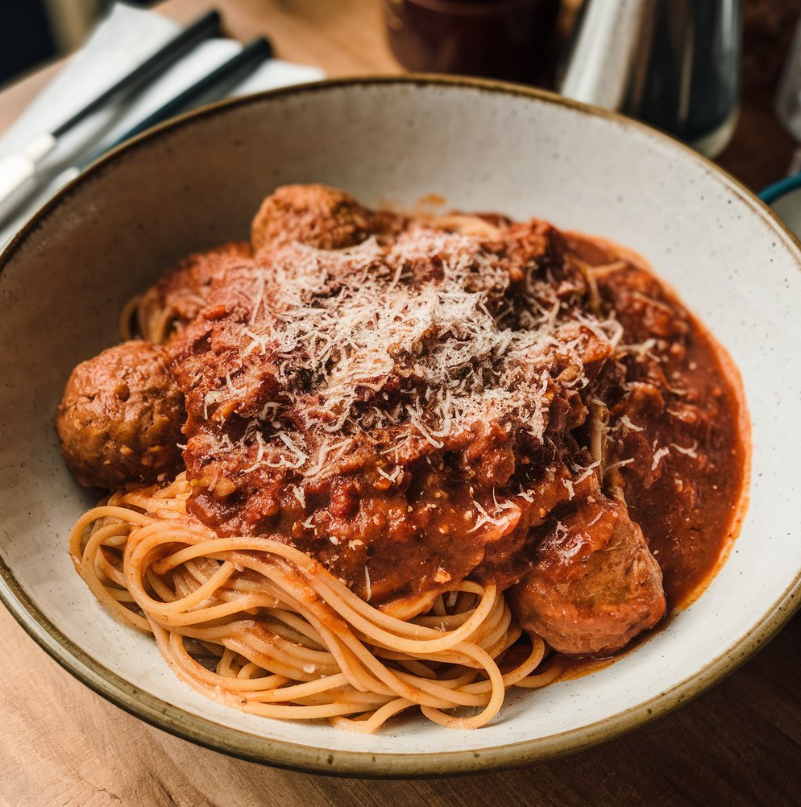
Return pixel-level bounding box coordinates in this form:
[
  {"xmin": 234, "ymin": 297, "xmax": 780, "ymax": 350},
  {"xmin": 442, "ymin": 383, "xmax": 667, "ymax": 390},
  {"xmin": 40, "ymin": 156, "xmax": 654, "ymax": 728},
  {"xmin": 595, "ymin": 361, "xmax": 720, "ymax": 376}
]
[
  {"xmin": 760, "ymin": 173, "xmax": 801, "ymax": 242},
  {"xmin": 759, "ymin": 172, "xmax": 801, "ymax": 204}
]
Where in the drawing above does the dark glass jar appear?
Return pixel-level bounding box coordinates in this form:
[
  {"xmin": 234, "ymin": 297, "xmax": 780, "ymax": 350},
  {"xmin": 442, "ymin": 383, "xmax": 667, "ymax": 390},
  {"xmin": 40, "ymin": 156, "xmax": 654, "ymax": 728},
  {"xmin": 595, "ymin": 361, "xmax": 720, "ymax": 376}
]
[{"xmin": 384, "ymin": 0, "xmax": 562, "ymax": 83}]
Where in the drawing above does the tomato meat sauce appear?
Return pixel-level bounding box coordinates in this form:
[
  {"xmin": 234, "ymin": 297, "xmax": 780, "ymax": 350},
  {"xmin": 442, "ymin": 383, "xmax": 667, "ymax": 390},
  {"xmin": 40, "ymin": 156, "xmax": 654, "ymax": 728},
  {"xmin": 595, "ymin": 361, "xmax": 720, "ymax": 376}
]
[{"xmin": 57, "ymin": 185, "xmax": 748, "ymax": 666}]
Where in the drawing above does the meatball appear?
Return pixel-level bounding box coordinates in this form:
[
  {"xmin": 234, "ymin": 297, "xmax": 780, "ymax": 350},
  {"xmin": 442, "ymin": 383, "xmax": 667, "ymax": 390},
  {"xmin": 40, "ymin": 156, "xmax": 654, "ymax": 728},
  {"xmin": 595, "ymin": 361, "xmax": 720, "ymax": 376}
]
[
  {"xmin": 509, "ymin": 496, "xmax": 665, "ymax": 656},
  {"xmin": 56, "ymin": 341, "xmax": 185, "ymax": 489},
  {"xmin": 137, "ymin": 241, "xmax": 251, "ymax": 342},
  {"xmin": 251, "ymin": 184, "xmax": 377, "ymax": 252}
]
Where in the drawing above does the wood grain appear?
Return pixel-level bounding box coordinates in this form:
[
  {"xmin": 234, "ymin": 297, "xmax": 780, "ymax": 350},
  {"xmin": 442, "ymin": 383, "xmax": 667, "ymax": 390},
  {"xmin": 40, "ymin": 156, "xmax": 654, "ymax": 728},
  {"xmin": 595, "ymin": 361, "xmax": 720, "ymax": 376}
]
[
  {"xmin": 1, "ymin": 604, "xmax": 800, "ymax": 807},
  {"xmin": 1, "ymin": 1, "xmax": 800, "ymax": 805}
]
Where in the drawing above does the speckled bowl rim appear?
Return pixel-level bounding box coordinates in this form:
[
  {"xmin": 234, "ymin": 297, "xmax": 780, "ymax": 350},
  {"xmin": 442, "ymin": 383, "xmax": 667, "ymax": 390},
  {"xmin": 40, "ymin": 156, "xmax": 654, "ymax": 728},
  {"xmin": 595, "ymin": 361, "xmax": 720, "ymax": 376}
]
[
  {"xmin": 1, "ymin": 75, "xmax": 800, "ymax": 778},
  {"xmin": 760, "ymin": 171, "xmax": 801, "ymax": 205}
]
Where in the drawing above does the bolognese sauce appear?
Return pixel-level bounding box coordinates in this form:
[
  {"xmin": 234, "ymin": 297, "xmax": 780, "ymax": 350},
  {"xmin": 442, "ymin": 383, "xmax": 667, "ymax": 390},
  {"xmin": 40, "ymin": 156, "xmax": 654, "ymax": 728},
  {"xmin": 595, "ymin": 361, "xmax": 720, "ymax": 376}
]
[{"xmin": 57, "ymin": 185, "xmax": 747, "ymax": 728}]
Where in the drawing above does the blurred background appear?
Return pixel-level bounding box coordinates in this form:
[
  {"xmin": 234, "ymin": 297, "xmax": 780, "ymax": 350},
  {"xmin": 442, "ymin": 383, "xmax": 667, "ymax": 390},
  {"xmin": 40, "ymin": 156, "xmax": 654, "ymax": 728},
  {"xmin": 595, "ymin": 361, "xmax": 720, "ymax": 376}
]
[
  {"xmin": 1, "ymin": 0, "xmax": 152, "ymax": 85},
  {"xmin": 1, "ymin": 0, "xmax": 800, "ymax": 190}
]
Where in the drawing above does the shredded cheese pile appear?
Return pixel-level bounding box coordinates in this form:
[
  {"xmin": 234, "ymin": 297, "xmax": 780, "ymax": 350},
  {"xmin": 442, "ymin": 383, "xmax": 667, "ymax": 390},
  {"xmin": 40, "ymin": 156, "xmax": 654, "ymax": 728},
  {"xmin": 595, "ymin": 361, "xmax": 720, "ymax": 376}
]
[{"xmin": 197, "ymin": 224, "xmax": 624, "ymax": 475}]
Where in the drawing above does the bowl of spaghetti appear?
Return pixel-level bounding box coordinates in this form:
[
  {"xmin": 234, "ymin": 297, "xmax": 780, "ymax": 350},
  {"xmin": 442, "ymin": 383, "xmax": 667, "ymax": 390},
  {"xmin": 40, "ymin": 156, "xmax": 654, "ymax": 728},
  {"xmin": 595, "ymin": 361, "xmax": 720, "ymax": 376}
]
[{"xmin": 0, "ymin": 77, "xmax": 799, "ymax": 776}]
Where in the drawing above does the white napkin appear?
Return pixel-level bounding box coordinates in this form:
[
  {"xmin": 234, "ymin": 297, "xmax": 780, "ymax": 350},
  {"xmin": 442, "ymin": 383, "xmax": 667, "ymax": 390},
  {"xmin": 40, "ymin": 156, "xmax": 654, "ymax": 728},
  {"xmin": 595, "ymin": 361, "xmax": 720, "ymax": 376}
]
[{"xmin": 0, "ymin": 2, "xmax": 324, "ymax": 245}]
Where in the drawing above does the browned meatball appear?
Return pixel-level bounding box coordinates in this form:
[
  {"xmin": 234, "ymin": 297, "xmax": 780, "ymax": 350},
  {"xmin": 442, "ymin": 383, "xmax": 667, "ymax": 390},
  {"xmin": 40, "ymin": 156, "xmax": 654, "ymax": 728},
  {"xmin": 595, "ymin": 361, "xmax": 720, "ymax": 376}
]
[
  {"xmin": 56, "ymin": 341, "xmax": 185, "ymax": 489},
  {"xmin": 509, "ymin": 497, "xmax": 665, "ymax": 656},
  {"xmin": 251, "ymin": 184, "xmax": 377, "ymax": 252},
  {"xmin": 136, "ymin": 241, "xmax": 251, "ymax": 342}
]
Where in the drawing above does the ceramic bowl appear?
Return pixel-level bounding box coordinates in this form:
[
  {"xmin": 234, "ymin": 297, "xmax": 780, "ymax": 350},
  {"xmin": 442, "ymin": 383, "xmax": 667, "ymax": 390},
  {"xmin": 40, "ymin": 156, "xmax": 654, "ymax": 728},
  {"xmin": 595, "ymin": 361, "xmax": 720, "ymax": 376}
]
[{"xmin": 1, "ymin": 77, "xmax": 800, "ymax": 777}]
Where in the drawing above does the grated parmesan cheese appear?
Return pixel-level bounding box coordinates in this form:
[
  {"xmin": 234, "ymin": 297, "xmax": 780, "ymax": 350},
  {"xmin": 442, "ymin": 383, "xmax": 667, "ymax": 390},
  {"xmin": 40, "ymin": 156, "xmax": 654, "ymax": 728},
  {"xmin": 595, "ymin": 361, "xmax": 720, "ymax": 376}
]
[
  {"xmin": 652, "ymin": 446, "xmax": 670, "ymax": 470},
  {"xmin": 605, "ymin": 457, "xmax": 635, "ymax": 473},
  {"xmin": 181, "ymin": 220, "xmax": 627, "ymax": 482},
  {"xmin": 376, "ymin": 465, "xmax": 401, "ymax": 483},
  {"xmin": 670, "ymin": 441, "xmax": 698, "ymax": 458},
  {"xmin": 618, "ymin": 414, "xmax": 644, "ymax": 432}
]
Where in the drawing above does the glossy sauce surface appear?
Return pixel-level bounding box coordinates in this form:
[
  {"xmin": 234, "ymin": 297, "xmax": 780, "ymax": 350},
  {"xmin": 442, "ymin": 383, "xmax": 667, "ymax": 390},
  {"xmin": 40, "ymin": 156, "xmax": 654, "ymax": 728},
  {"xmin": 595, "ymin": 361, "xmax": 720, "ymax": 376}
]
[{"xmin": 568, "ymin": 234, "xmax": 746, "ymax": 610}]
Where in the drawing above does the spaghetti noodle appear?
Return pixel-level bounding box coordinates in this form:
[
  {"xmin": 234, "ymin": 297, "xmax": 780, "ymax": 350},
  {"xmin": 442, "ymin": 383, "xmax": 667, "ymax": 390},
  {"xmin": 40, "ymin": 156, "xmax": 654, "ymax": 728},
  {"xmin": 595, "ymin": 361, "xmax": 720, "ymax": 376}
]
[{"xmin": 70, "ymin": 474, "xmax": 561, "ymax": 732}]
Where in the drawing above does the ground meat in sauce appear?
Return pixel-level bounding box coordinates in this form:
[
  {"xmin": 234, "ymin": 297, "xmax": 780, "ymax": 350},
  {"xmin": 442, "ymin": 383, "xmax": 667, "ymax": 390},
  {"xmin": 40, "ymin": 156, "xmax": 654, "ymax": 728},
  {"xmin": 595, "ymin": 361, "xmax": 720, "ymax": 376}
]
[
  {"xmin": 57, "ymin": 185, "xmax": 746, "ymax": 657},
  {"xmin": 567, "ymin": 236, "xmax": 746, "ymax": 605},
  {"xmin": 56, "ymin": 341, "xmax": 184, "ymax": 489},
  {"xmin": 251, "ymin": 184, "xmax": 402, "ymax": 253}
]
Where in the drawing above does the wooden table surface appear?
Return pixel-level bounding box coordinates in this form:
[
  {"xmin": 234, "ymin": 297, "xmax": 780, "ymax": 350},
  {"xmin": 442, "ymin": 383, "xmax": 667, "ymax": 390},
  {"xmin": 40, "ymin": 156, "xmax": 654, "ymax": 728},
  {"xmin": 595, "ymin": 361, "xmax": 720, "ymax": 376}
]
[{"xmin": 1, "ymin": 2, "xmax": 800, "ymax": 805}]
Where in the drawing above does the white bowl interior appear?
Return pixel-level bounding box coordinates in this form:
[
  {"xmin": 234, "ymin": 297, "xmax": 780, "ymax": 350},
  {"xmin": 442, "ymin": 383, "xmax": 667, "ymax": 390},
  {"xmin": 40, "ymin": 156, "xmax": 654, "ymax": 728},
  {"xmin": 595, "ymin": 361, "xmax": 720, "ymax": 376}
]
[{"xmin": 1, "ymin": 81, "xmax": 800, "ymax": 770}]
